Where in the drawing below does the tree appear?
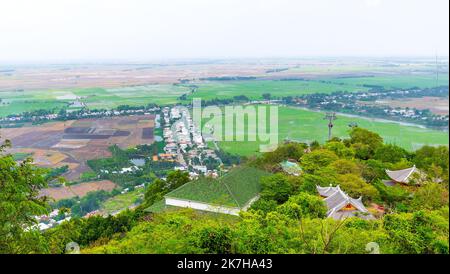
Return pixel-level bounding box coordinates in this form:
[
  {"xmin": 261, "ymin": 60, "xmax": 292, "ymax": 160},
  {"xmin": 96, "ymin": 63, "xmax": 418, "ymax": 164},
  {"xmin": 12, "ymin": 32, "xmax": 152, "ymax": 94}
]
[
  {"xmin": 255, "ymin": 142, "xmax": 306, "ymax": 170},
  {"xmin": 142, "ymin": 170, "xmax": 190, "ymax": 208},
  {"xmin": 337, "ymin": 174, "xmax": 379, "ymax": 201},
  {"xmin": 413, "ymin": 146, "xmax": 449, "ymax": 184},
  {"xmin": 300, "ymin": 149, "xmax": 338, "ymax": 173},
  {"xmin": 349, "ymin": 128, "xmax": 383, "ymax": 147},
  {"xmin": 276, "ymin": 193, "xmax": 327, "ymax": 219},
  {"xmin": 260, "ymin": 173, "xmax": 293, "ymax": 204},
  {"xmin": 374, "ymin": 144, "xmax": 409, "ymax": 164},
  {"xmin": 309, "ymin": 140, "xmax": 321, "ymax": 151},
  {"xmin": 165, "ymin": 170, "xmax": 190, "ymax": 189},
  {"xmin": 348, "ymin": 128, "xmax": 383, "ymax": 159},
  {"xmin": 250, "ymin": 198, "xmax": 278, "ymax": 214},
  {"xmin": 324, "ymin": 141, "xmax": 355, "ymax": 159},
  {"xmin": 360, "ymin": 159, "xmax": 386, "ymax": 183},
  {"xmin": 0, "ymin": 138, "xmax": 49, "ymax": 253},
  {"xmin": 196, "ymin": 226, "xmax": 232, "ymax": 254},
  {"xmin": 374, "ymin": 181, "xmax": 410, "ymax": 210},
  {"xmin": 410, "ymin": 183, "xmax": 448, "ymax": 211},
  {"xmin": 298, "ymin": 174, "xmax": 335, "ymax": 194},
  {"xmin": 383, "ymin": 210, "xmax": 449, "ymax": 254},
  {"xmin": 329, "ymin": 159, "xmax": 361, "ymax": 176},
  {"xmin": 262, "ymin": 93, "xmax": 271, "ymax": 100}
]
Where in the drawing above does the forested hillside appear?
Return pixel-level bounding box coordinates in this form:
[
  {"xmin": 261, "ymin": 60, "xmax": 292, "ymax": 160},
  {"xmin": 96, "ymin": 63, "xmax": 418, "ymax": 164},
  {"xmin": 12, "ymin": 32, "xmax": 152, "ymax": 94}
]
[{"xmin": 1, "ymin": 128, "xmax": 448, "ymax": 254}]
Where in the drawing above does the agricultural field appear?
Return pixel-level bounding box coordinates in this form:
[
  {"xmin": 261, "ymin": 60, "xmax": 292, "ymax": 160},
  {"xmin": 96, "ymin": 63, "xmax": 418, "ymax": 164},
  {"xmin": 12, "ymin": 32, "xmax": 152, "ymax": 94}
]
[
  {"xmin": 0, "ymin": 115, "xmax": 155, "ymax": 180},
  {"xmin": 0, "ymin": 85, "xmax": 189, "ymax": 117},
  {"xmin": 184, "ymin": 79, "xmax": 369, "ymax": 101},
  {"xmin": 184, "ymin": 73, "xmax": 448, "ymax": 102},
  {"xmin": 321, "ymin": 74, "xmax": 449, "ymax": 89},
  {"xmin": 39, "ymin": 180, "xmax": 117, "ymax": 201},
  {"xmin": 361, "ymin": 96, "xmax": 449, "ymax": 115},
  {"xmin": 2, "ymin": 59, "xmax": 447, "ymax": 118},
  {"xmin": 72, "ymin": 85, "xmax": 189, "ymax": 109},
  {"xmin": 213, "ymin": 106, "xmax": 449, "ymax": 156}
]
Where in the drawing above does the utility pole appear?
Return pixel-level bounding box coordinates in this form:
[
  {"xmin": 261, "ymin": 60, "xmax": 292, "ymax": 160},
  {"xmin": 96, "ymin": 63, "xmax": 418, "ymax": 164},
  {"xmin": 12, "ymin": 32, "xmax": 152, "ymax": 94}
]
[{"xmin": 324, "ymin": 112, "xmax": 337, "ymax": 141}]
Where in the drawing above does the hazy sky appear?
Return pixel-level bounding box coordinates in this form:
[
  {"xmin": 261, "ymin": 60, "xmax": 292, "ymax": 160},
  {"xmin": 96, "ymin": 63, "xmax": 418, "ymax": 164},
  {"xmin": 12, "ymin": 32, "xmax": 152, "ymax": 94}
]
[{"xmin": 0, "ymin": 0, "xmax": 448, "ymax": 62}]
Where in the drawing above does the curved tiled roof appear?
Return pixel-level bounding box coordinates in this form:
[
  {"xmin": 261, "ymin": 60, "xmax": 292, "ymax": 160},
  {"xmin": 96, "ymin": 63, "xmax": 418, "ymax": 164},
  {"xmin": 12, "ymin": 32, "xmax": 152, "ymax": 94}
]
[
  {"xmin": 385, "ymin": 165, "xmax": 417, "ymax": 183},
  {"xmin": 316, "ymin": 185, "xmax": 373, "ymax": 220},
  {"xmin": 316, "ymin": 184, "xmax": 340, "ymax": 197}
]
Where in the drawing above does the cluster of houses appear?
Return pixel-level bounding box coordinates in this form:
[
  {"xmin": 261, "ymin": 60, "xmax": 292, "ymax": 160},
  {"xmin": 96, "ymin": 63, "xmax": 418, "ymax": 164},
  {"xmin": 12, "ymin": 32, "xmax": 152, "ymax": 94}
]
[
  {"xmin": 31, "ymin": 209, "xmax": 71, "ymax": 231},
  {"xmin": 0, "ymin": 104, "xmax": 160, "ymax": 124},
  {"xmin": 160, "ymin": 106, "xmax": 222, "ymax": 179}
]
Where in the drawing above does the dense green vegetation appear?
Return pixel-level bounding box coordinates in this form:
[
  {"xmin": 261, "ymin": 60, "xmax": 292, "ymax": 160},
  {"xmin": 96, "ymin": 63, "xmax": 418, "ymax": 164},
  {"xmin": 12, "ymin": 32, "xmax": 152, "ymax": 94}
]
[
  {"xmin": 86, "ymin": 143, "xmax": 172, "ymax": 188},
  {"xmin": 1, "ymin": 123, "xmax": 449, "ymax": 254},
  {"xmin": 82, "ymin": 128, "xmax": 448, "ymax": 254},
  {"xmin": 0, "ymin": 139, "xmax": 49, "ymax": 253},
  {"xmin": 81, "ymin": 206, "xmax": 448, "ymax": 254},
  {"xmin": 53, "ymin": 190, "xmax": 120, "ymax": 218}
]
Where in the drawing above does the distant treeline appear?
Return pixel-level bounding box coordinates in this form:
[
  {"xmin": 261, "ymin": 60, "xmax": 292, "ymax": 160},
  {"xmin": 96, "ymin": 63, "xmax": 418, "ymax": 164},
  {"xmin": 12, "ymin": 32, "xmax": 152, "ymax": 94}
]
[
  {"xmin": 266, "ymin": 68, "xmax": 289, "ymax": 73},
  {"xmin": 199, "ymin": 76, "xmax": 257, "ymax": 81}
]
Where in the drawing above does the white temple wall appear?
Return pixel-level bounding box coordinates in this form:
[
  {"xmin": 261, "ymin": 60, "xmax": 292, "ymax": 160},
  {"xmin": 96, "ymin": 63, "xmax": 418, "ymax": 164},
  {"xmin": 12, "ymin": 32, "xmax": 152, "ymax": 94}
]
[{"xmin": 165, "ymin": 197, "xmax": 241, "ymax": 216}]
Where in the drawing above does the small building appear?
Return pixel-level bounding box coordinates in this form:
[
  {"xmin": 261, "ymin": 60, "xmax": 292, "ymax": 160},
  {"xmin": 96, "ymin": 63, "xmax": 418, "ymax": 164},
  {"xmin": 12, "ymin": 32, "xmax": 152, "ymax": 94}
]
[
  {"xmin": 147, "ymin": 167, "xmax": 269, "ymax": 216},
  {"xmin": 383, "ymin": 165, "xmax": 423, "ymax": 186},
  {"xmin": 316, "ymin": 185, "xmax": 374, "ymax": 220},
  {"xmin": 174, "ymin": 166, "xmax": 187, "ymax": 171},
  {"xmin": 192, "ymin": 165, "xmax": 207, "ymax": 174},
  {"xmin": 280, "ymin": 160, "xmax": 302, "ymax": 176},
  {"xmin": 158, "ymin": 153, "xmax": 176, "ymax": 162}
]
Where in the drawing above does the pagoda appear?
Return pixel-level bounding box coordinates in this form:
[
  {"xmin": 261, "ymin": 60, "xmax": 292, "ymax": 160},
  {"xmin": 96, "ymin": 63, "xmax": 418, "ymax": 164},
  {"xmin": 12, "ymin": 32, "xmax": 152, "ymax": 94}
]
[{"xmin": 316, "ymin": 185, "xmax": 374, "ymax": 220}]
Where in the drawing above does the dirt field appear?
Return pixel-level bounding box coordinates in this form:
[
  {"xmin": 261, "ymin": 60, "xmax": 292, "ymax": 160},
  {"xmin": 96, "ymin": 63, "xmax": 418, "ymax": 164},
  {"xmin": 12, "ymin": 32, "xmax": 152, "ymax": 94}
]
[
  {"xmin": 0, "ymin": 115, "xmax": 155, "ymax": 180},
  {"xmin": 0, "ymin": 60, "xmax": 412, "ymax": 91},
  {"xmin": 368, "ymin": 96, "xmax": 449, "ymax": 115},
  {"xmin": 39, "ymin": 180, "xmax": 118, "ymax": 201}
]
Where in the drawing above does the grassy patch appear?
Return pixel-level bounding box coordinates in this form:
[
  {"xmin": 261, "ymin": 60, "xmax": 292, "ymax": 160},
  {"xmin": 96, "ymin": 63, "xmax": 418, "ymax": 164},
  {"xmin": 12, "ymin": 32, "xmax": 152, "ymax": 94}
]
[
  {"xmin": 214, "ymin": 106, "xmax": 449, "ymax": 156},
  {"xmin": 100, "ymin": 188, "xmax": 145, "ymax": 215}
]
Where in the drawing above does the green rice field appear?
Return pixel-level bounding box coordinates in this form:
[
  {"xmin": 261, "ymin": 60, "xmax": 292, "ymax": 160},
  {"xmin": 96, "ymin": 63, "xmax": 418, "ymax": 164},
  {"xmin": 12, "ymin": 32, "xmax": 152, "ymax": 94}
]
[
  {"xmin": 322, "ymin": 74, "xmax": 449, "ymax": 89},
  {"xmin": 213, "ymin": 106, "xmax": 449, "ymax": 156},
  {"xmin": 185, "ymin": 79, "xmax": 368, "ymax": 101},
  {"xmin": 1, "ymin": 74, "xmax": 447, "ymax": 118},
  {"xmin": 0, "ymin": 84, "xmax": 190, "ymax": 117}
]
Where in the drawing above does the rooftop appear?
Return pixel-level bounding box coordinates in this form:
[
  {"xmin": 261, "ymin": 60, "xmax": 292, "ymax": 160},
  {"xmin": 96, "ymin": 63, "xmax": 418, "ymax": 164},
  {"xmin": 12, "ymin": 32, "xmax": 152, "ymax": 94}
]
[
  {"xmin": 164, "ymin": 166, "xmax": 270, "ymax": 208},
  {"xmin": 385, "ymin": 165, "xmax": 418, "ymax": 184},
  {"xmin": 316, "ymin": 185, "xmax": 374, "ymax": 220}
]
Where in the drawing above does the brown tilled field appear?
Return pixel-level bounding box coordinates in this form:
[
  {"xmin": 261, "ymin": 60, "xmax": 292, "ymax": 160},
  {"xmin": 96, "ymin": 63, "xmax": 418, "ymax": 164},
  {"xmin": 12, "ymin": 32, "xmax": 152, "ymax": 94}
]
[
  {"xmin": 40, "ymin": 180, "xmax": 118, "ymax": 201},
  {"xmin": 361, "ymin": 97, "xmax": 449, "ymax": 115},
  {"xmin": 1, "ymin": 115, "xmax": 155, "ymax": 180}
]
